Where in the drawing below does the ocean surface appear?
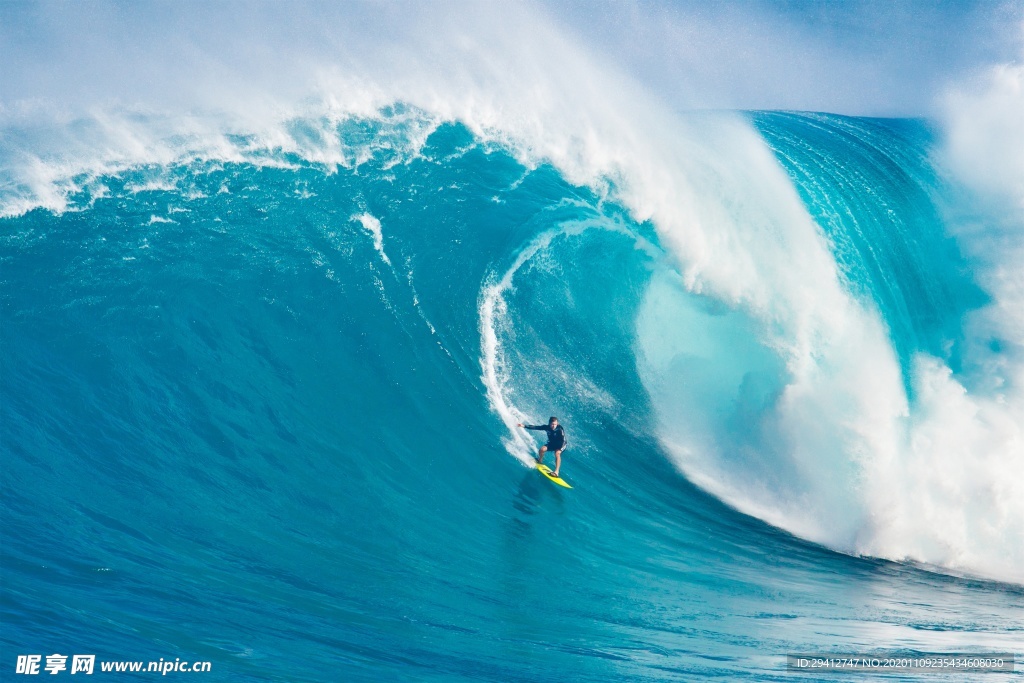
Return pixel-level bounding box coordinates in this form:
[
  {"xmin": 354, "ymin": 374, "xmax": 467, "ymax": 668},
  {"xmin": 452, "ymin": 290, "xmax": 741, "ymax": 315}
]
[{"xmin": 2, "ymin": 105, "xmax": 1022, "ymax": 680}]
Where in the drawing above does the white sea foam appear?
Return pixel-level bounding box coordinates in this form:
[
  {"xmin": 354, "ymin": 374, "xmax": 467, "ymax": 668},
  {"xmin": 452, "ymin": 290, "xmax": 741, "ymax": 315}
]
[
  {"xmin": 626, "ymin": 65, "xmax": 1024, "ymax": 582},
  {"xmin": 864, "ymin": 58, "xmax": 1024, "ymax": 583}
]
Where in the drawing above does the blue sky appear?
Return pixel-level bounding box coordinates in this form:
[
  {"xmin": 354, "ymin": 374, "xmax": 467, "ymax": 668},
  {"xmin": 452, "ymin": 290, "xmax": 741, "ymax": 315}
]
[
  {"xmin": 1, "ymin": 0, "xmax": 1021, "ymax": 117},
  {"xmin": 544, "ymin": 0, "xmax": 1022, "ymax": 114}
]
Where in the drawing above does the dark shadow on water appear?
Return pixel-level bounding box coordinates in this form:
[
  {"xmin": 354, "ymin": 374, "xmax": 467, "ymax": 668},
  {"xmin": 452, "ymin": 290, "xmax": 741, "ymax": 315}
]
[
  {"xmin": 491, "ymin": 469, "xmax": 574, "ymax": 656},
  {"xmin": 501, "ymin": 471, "xmax": 567, "ymax": 576},
  {"xmin": 511, "ymin": 472, "xmax": 544, "ymax": 517}
]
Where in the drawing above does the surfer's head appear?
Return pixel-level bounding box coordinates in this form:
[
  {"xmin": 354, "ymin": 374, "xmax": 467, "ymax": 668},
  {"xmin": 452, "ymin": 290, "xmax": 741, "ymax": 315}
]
[{"xmin": 549, "ymin": 417, "xmax": 558, "ymax": 426}]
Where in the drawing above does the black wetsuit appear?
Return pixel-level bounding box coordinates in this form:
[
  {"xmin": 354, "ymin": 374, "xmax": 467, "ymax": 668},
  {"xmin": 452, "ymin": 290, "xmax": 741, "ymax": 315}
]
[{"xmin": 525, "ymin": 424, "xmax": 567, "ymax": 451}]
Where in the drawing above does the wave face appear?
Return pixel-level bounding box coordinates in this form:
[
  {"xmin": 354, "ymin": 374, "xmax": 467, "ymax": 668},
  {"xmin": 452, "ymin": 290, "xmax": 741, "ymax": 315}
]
[{"xmin": 2, "ymin": 108, "xmax": 1022, "ymax": 681}]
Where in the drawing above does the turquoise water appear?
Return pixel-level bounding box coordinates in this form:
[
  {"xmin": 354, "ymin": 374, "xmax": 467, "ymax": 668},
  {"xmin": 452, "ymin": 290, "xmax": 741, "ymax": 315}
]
[{"xmin": 2, "ymin": 111, "xmax": 1022, "ymax": 681}]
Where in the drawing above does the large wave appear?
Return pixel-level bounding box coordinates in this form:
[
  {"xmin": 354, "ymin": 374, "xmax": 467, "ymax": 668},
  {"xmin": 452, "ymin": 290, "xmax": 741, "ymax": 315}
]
[{"xmin": 3, "ymin": 2, "xmax": 1022, "ymax": 589}]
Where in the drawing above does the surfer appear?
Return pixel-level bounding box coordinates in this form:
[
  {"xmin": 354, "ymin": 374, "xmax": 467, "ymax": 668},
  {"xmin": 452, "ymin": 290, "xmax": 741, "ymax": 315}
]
[{"xmin": 517, "ymin": 417, "xmax": 567, "ymax": 477}]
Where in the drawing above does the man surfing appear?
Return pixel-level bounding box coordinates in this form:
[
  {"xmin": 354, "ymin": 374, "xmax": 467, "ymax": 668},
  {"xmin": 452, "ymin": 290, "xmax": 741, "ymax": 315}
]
[{"xmin": 517, "ymin": 417, "xmax": 567, "ymax": 477}]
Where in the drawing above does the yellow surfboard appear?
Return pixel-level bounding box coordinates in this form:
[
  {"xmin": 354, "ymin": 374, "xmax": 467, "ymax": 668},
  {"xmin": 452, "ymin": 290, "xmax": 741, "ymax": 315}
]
[{"xmin": 537, "ymin": 463, "xmax": 572, "ymax": 489}]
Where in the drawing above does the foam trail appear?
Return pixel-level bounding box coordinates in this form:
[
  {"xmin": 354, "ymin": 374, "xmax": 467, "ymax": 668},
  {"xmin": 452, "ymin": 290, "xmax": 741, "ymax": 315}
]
[
  {"xmin": 480, "ymin": 228, "xmax": 576, "ymax": 466},
  {"xmin": 355, "ymin": 212, "xmax": 392, "ymax": 266},
  {"xmin": 479, "ymin": 217, "xmax": 658, "ymax": 466}
]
